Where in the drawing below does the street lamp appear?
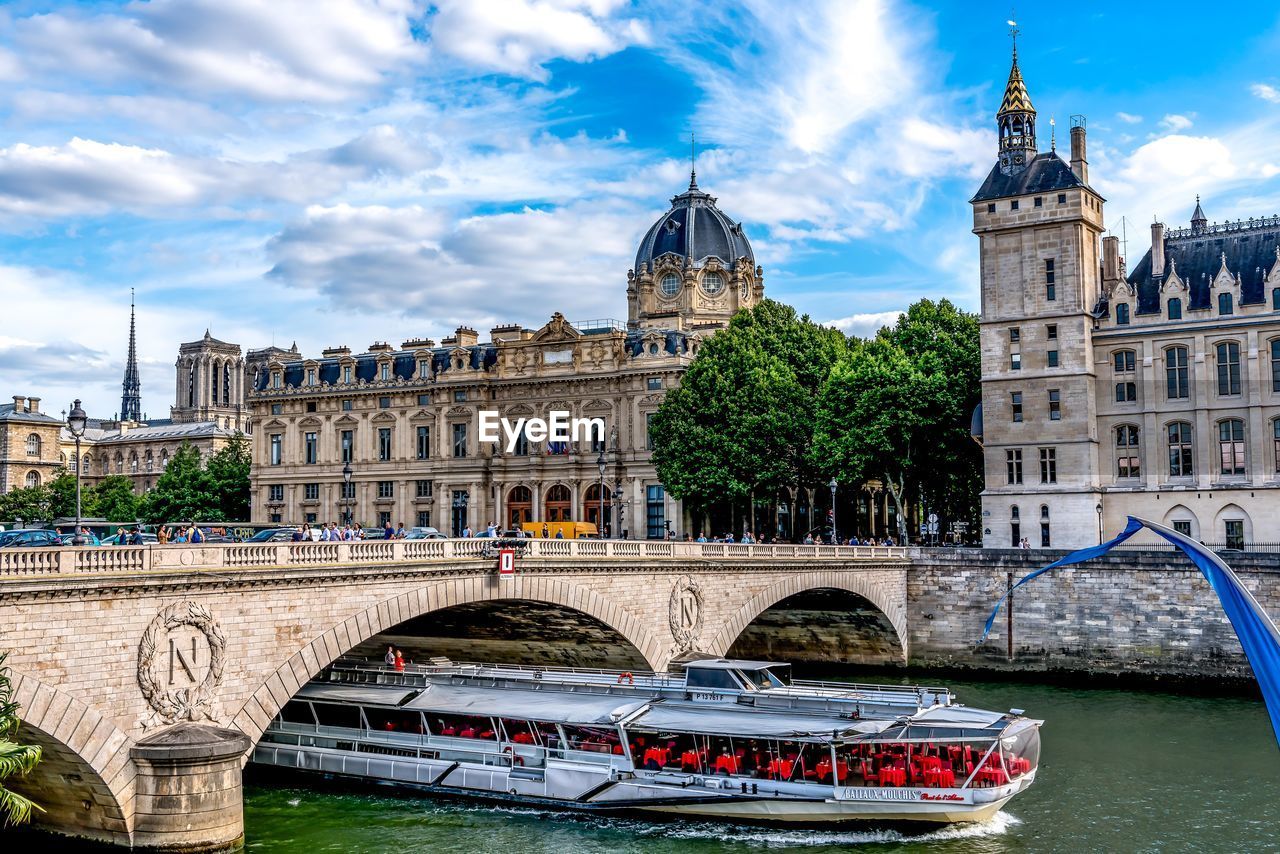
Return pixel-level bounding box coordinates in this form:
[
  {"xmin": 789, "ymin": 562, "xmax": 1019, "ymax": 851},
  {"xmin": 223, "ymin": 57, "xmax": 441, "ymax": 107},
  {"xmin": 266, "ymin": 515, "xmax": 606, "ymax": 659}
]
[
  {"xmin": 612, "ymin": 486, "xmax": 624, "ymax": 539},
  {"xmin": 66, "ymin": 400, "xmax": 87, "ymax": 546},
  {"xmin": 596, "ymin": 449, "xmax": 606, "ymax": 538},
  {"xmin": 1095, "ymin": 501, "xmax": 1103, "ymax": 545},
  {"xmin": 342, "ymin": 461, "xmax": 353, "ymax": 527},
  {"xmin": 828, "ymin": 478, "xmax": 838, "ymax": 545}
]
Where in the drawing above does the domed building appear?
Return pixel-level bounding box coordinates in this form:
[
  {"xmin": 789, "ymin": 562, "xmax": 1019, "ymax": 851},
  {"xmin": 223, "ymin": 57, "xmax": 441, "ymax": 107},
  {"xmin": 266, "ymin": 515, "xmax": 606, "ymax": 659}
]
[
  {"xmin": 628, "ymin": 172, "xmax": 764, "ymax": 330},
  {"xmin": 249, "ymin": 176, "xmax": 809, "ymax": 543}
]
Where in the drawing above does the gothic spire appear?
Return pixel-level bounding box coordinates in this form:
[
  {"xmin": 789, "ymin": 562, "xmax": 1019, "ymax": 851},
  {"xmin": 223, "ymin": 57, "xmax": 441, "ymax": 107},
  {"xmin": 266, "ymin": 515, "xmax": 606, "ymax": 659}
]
[
  {"xmin": 1191, "ymin": 195, "xmax": 1208, "ymax": 233},
  {"xmin": 995, "ymin": 20, "xmax": 1037, "ymax": 176},
  {"xmin": 121, "ymin": 288, "xmax": 142, "ymax": 422}
]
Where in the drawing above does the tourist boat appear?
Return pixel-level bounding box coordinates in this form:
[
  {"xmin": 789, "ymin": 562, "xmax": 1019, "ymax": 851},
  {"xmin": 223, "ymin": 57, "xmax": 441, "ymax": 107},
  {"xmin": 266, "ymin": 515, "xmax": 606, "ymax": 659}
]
[{"xmin": 251, "ymin": 658, "xmax": 1041, "ymax": 824}]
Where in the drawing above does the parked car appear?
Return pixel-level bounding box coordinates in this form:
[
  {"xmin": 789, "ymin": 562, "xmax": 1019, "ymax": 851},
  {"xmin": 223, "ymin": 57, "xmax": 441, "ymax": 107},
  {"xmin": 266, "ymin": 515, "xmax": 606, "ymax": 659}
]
[
  {"xmin": 100, "ymin": 531, "xmax": 159, "ymax": 546},
  {"xmin": 246, "ymin": 527, "xmax": 297, "ymax": 543},
  {"xmin": 405, "ymin": 527, "xmax": 445, "ymax": 540},
  {"xmin": 0, "ymin": 529, "xmax": 62, "ymax": 548}
]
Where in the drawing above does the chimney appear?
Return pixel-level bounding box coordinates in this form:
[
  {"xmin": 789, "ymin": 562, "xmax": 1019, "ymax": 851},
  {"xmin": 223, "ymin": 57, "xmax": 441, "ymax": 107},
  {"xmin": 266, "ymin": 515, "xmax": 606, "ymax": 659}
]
[
  {"xmin": 1102, "ymin": 236, "xmax": 1121, "ymax": 282},
  {"xmin": 1151, "ymin": 220, "xmax": 1166, "ymax": 279},
  {"xmin": 454, "ymin": 326, "xmax": 479, "ymax": 347},
  {"xmin": 12, "ymin": 395, "xmax": 24, "ymax": 411},
  {"xmin": 27, "ymin": 397, "xmax": 40, "ymax": 413},
  {"xmin": 1069, "ymin": 115, "xmax": 1088, "ymax": 184}
]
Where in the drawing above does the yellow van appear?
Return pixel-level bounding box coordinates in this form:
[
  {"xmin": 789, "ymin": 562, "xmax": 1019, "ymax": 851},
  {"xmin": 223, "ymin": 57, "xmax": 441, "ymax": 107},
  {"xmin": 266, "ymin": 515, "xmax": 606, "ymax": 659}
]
[{"xmin": 520, "ymin": 521, "xmax": 599, "ymax": 539}]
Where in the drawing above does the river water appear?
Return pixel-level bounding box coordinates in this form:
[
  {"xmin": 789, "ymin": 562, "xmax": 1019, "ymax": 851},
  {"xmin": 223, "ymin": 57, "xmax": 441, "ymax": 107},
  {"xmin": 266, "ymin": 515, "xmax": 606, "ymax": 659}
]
[{"xmin": 242, "ymin": 675, "xmax": 1280, "ymax": 853}]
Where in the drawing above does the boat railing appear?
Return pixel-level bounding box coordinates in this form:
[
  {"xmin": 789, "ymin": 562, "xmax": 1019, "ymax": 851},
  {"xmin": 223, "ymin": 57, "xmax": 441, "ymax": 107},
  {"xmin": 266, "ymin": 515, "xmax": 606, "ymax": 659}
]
[
  {"xmin": 788, "ymin": 678, "xmax": 953, "ymax": 706},
  {"xmin": 328, "ymin": 657, "xmax": 687, "ymax": 691}
]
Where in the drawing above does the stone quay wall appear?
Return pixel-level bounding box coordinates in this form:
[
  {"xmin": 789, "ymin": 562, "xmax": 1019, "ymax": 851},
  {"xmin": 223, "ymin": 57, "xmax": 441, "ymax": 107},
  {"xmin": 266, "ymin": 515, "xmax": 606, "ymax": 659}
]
[{"xmin": 906, "ymin": 548, "xmax": 1280, "ymax": 683}]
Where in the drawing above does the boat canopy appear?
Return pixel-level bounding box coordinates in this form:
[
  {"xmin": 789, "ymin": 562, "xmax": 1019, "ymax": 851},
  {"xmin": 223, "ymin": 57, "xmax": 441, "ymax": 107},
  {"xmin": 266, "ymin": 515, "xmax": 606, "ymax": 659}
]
[
  {"xmin": 403, "ymin": 684, "xmax": 648, "ymax": 725},
  {"xmin": 629, "ymin": 703, "xmax": 884, "ymax": 741},
  {"xmin": 296, "ymin": 683, "xmax": 418, "ymax": 707},
  {"xmin": 910, "ymin": 706, "xmax": 1007, "ymax": 728}
]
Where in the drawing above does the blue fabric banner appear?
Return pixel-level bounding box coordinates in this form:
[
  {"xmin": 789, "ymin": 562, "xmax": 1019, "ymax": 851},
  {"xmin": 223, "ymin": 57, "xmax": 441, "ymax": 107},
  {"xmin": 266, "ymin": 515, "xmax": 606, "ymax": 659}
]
[{"xmin": 980, "ymin": 516, "xmax": 1280, "ymax": 747}]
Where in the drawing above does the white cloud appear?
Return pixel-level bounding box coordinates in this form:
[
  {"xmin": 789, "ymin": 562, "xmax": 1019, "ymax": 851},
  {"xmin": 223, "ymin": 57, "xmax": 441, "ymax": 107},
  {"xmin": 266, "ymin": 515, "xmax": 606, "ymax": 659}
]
[
  {"xmin": 1252, "ymin": 83, "xmax": 1280, "ymax": 104},
  {"xmin": 1115, "ymin": 111, "xmax": 1143, "ymax": 124},
  {"xmin": 826, "ymin": 310, "xmax": 903, "ymax": 338},
  {"xmin": 1158, "ymin": 113, "xmax": 1194, "ymax": 132},
  {"xmin": 12, "ymin": 0, "xmax": 426, "ymax": 104},
  {"xmin": 429, "ymin": 0, "xmax": 647, "ymax": 80}
]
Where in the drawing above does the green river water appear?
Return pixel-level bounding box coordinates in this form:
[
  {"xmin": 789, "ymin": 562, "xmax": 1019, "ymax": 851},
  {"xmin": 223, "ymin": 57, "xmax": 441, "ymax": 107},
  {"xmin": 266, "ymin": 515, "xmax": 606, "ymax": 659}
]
[{"xmin": 241, "ymin": 675, "xmax": 1280, "ymax": 854}]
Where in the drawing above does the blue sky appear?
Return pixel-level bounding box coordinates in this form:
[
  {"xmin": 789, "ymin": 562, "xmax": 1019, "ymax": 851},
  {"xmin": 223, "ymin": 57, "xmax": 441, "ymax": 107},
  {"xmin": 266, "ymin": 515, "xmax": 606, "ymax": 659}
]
[{"xmin": 0, "ymin": 0, "xmax": 1278, "ymax": 418}]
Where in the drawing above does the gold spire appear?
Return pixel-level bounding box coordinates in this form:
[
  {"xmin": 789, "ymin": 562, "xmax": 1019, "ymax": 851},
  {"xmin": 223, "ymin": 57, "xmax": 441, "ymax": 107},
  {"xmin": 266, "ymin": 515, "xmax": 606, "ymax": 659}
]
[{"xmin": 997, "ymin": 54, "xmax": 1035, "ymax": 118}]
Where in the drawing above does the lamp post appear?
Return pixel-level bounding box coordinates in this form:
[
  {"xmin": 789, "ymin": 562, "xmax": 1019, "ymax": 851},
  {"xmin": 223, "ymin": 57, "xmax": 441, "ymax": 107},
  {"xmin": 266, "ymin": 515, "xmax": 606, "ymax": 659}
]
[
  {"xmin": 612, "ymin": 486, "xmax": 624, "ymax": 540},
  {"xmin": 828, "ymin": 477, "xmax": 838, "ymax": 545},
  {"xmin": 67, "ymin": 400, "xmax": 87, "ymax": 546},
  {"xmin": 596, "ymin": 449, "xmax": 606, "ymax": 538},
  {"xmin": 342, "ymin": 461, "xmax": 353, "ymax": 527},
  {"xmin": 1095, "ymin": 501, "xmax": 1103, "ymax": 545}
]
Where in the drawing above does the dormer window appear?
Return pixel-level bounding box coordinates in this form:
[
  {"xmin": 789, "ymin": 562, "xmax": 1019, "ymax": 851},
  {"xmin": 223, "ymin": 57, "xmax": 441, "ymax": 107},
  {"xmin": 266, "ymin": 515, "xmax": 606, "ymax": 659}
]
[
  {"xmin": 343, "ymin": 365, "xmax": 352, "ymax": 383},
  {"xmin": 418, "ymin": 359, "xmax": 429, "ymax": 379},
  {"xmin": 306, "ymin": 369, "xmax": 316, "ymax": 386},
  {"xmin": 660, "ymin": 273, "xmax": 681, "ymax": 296},
  {"xmin": 701, "ymin": 272, "xmax": 725, "ymax": 295},
  {"xmin": 1167, "ymin": 298, "xmax": 1182, "ymax": 320},
  {"xmin": 1115, "ymin": 304, "xmax": 1130, "ymax": 325},
  {"xmin": 380, "ymin": 363, "xmax": 390, "ymax": 381},
  {"xmin": 271, "ymin": 372, "xmax": 281, "ymax": 389},
  {"xmin": 1218, "ymin": 292, "xmax": 1233, "ymax": 316}
]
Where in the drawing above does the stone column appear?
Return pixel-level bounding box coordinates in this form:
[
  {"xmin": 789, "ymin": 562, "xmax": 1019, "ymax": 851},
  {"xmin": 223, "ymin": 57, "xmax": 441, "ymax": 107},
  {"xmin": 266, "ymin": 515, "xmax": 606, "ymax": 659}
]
[{"xmin": 129, "ymin": 723, "xmax": 251, "ymax": 852}]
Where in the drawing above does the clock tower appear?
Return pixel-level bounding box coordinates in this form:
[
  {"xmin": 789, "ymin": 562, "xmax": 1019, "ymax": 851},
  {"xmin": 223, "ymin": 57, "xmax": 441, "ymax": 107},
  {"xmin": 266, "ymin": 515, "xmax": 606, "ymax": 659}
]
[{"xmin": 996, "ymin": 40, "xmax": 1036, "ymax": 176}]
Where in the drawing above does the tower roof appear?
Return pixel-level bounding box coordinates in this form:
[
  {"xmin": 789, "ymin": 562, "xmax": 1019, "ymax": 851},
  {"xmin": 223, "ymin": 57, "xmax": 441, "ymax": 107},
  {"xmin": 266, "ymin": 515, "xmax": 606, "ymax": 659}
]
[
  {"xmin": 1191, "ymin": 195, "xmax": 1207, "ymax": 229},
  {"xmin": 997, "ymin": 56, "xmax": 1035, "ymax": 118},
  {"xmin": 633, "ymin": 178, "xmax": 754, "ymax": 272}
]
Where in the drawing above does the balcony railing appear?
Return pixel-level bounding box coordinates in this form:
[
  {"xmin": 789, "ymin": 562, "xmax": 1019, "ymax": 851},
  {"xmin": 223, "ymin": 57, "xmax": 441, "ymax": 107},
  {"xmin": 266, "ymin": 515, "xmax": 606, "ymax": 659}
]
[{"xmin": 0, "ymin": 538, "xmax": 909, "ymax": 580}]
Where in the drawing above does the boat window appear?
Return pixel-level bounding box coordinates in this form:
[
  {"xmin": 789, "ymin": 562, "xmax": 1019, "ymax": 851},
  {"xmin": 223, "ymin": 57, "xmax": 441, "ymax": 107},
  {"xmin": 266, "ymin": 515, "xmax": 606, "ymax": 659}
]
[
  {"xmin": 1000, "ymin": 723, "xmax": 1040, "ymax": 781},
  {"xmin": 684, "ymin": 667, "xmax": 742, "ymax": 691},
  {"xmin": 561, "ymin": 725, "xmax": 621, "ymax": 754},
  {"xmin": 365, "ymin": 708, "xmax": 425, "ymax": 734},
  {"xmin": 312, "ymin": 702, "xmax": 361, "ymax": 730},
  {"xmin": 430, "ymin": 715, "xmax": 496, "ymax": 739},
  {"xmin": 740, "ymin": 668, "xmax": 786, "ymax": 690},
  {"xmin": 279, "ymin": 700, "xmax": 316, "ymax": 725}
]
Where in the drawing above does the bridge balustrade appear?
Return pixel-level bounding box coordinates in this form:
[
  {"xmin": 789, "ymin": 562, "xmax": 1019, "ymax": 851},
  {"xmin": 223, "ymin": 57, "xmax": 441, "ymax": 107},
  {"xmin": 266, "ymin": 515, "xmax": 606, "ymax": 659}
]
[{"xmin": 0, "ymin": 539, "xmax": 908, "ymax": 579}]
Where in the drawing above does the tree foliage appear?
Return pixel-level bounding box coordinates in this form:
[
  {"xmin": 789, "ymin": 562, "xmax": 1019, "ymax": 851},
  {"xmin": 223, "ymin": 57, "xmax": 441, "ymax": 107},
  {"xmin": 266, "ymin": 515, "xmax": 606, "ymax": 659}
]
[
  {"xmin": 650, "ymin": 299, "xmax": 847, "ymax": 512},
  {"xmin": 90, "ymin": 476, "xmax": 140, "ymax": 523},
  {"xmin": 0, "ymin": 486, "xmax": 54, "ymax": 527},
  {"xmin": 0, "ymin": 652, "xmax": 42, "ymax": 826},
  {"xmin": 140, "ymin": 443, "xmax": 218, "ymax": 523},
  {"xmin": 203, "ymin": 435, "xmax": 251, "ymax": 521}
]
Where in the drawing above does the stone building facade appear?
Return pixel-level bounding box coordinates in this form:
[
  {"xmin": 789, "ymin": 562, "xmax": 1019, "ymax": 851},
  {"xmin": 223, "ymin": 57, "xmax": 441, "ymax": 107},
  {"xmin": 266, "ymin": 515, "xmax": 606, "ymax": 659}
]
[
  {"xmin": 974, "ymin": 46, "xmax": 1280, "ymax": 549},
  {"xmin": 248, "ymin": 176, "xmax": 763, "ymax": 536},
  {"xmin": 0, "ymin": 396, "xmax": 65, "ymax": 493}
]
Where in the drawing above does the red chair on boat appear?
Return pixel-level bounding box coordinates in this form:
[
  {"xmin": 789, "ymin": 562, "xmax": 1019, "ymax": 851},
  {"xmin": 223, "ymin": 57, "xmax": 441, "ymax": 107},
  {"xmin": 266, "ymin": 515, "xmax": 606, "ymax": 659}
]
[
  {"xmin": 860, "ymin": 759, "xmax": 879, "ymax": 786},
  {"xmin": 680, "ymin": 750, "xmax": 700, "ymax": 772},
  {"xmin": 714, "ymin": 754, "xmax": 739, "ymax": 776},
  {"xmin": 459, "ymin": 727, "xmax": 476, "ymax": 739}
]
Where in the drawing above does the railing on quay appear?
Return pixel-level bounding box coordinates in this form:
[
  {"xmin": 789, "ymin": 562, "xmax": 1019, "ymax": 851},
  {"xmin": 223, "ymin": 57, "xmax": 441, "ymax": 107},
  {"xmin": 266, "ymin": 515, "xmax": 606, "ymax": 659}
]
[{"xmin": 0, "ymin": 538, "xmax": 910, "ymax": 580}]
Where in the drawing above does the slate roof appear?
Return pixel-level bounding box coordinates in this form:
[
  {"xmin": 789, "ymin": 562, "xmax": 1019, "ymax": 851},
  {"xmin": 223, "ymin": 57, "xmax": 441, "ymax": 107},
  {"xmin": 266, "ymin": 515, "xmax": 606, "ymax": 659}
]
[
  {"xmin": 0, "ymin": 404, "xmax": 63, "ymax": 425},
  {"xmin": 62, "ymin": 421, "xmax": 239, "ymax": 445},
  {"xmin": 1127, "ymin": 215, "xmax": 1280, "ymax": 314},
  {"xmin": 970, "ymin": 151, "xmax": 1087, "ymax": 203},
  {"xmin": 634, "ymin": 177, "xmax": 754, "ymax": 272}
]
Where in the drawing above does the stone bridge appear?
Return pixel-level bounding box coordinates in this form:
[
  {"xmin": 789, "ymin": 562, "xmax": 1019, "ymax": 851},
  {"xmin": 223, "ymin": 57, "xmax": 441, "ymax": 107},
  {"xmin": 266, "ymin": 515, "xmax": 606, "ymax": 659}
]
[{"xmin": 0, "ymin": 538, "xmax": 909, "ymax": 851}]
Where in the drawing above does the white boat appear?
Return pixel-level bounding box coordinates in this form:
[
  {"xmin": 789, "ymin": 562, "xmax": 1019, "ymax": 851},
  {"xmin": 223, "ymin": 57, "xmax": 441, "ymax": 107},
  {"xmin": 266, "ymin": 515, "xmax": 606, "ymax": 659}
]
[{"xmin": 251, "ymin": 658, "xmax": 1041, "ymax": 825}]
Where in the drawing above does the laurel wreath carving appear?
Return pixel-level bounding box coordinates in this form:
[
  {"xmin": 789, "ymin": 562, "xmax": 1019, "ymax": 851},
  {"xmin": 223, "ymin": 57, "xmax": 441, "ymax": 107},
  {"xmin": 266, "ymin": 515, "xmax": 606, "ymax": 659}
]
[
  {"xmin": 668, "ymin": 575, "xmax": 704, "ymax": 650},
  {"xmin": 137, "ymin": 601, "xmax": 227, "ymax": 724}
]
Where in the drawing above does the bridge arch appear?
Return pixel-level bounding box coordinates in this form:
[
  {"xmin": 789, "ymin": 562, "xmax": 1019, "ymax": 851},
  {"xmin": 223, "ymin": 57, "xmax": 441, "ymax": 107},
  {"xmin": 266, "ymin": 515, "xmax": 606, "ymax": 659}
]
[
  {"xmin": 705, "ymin": 571, "xmax": 908, "ymax": 664},
  {"xmin": 232, "ymin": 574, "xmax": 665, "ymax": 747},
  {"xmin": 6, "ymin": 668, "xmax": 135, "ymax": 846}
]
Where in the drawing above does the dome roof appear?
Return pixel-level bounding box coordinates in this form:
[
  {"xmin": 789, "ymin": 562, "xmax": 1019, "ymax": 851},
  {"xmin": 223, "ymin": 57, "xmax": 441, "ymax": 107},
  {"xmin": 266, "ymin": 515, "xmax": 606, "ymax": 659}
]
[{"xmin": 634, "ymin": 175, "xmax": 754, "ymax": 272}]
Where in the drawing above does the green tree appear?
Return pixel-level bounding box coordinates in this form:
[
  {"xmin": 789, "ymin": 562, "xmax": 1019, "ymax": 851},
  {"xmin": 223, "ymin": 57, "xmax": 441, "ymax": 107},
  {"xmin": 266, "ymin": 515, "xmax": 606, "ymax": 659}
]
[
  {"xmin": 90, "ymin": 476, "xmax": 140, "ymax": 523},
  {"xmin": 0, "ymin": 652, "xmax": 42, "ymax": 826},
  {"xmin": 46, "ymin": 470, "xmax": 93, "ymax": 521},
  {"xmin": 650, "ymin": 299, "xmax": 847, "ymax": 527},
  {"xmin": 0, "ymin": 486, "xmax": 53, "ymax": 527},
  {"xmin": 204, "ymin": 435, "xmax": 251, "ymax": 521},
  {"xmin": 140, "ymin": 443, "xmax": 216, "ymax": 523}
]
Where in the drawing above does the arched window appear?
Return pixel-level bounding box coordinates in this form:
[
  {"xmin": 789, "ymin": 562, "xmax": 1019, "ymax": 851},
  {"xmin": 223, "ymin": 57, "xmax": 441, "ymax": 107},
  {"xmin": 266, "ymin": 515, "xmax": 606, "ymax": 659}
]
[
  {"xmin": 1218, "ymin": 292, "xmax": 1234, "ymax": 316},
  {"xmin": 1116, "ymin": 425, "xmax": 1140, "ymax": 478},
  {"xmin": 188, "ymin": 363, "xmax": 197, "ymax": 406},
  {"xmin": 1218, "ymin": 419, "xmax": 1246, "ymax": 476},
  {"xmin": 543, "ymin": 484, "xmax": 572, "ymax": 523},
  {"xmin": 25, "ymin": 433, "xmax": 40, "ymax": 456},
  {"xmin": 24, "ymin": 471, "xmax": 40, "ymax": 489},
  {"xmin": 1115, "ymin": 303, "xmax": 1130, "ymax": 325},
  {"xmin": 1039, "ymin": 504, "xmax": 1050, "ymax": 548},
  {"xmin": 160, "ymin": 450, "xmax": 169, "ymax": 469},
  {"xmin": 145, "ymin": 452, "xmax": 154, "ymax": 472},
  {"xmin": 1168, "ymin": 422, "xmax": 1193, "ymax": 477},
  {"xmin": 115, "ymin": 453, "xmax": 124, "ymax": 474},
  {"xmin": 1165, "ymin": 346, "xmax": 1189, "ymax": 399},
  {"xmin": 1215, "ymin": 341, "xmax": 1241, "ymax": 396},
  {"xmin": 1167, "ymin": 297, "xmax": 1182, "ymax": 320},
  {"xmin": 223, "ymin": 363, "xmax": 231, "ymax": 404},
  {"xmin": 512, "ymin": 426, "xmax": 529, "ymax": 456},
  {"xmin": 506, "ymin": 485, "xmax": 532, "ymax": 529},
  {"xmin": 1010, "ymin": 504, "xmax": 1021, "ymax": 548},
  {"xmin": 129, "ymin": 453, "xmax": 138, "ymax": 473}
]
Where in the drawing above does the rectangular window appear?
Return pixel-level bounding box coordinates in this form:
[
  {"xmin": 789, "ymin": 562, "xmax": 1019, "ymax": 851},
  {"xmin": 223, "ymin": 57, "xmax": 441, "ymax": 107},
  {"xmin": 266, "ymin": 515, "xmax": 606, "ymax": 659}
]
[
  {"xmin": 1117, "ymin": 426, "xmax": 1140, "ymax": 479},
  {"xmin": 1011, "ymin": 352, "xmax": 1022, "ymax": 370},
  {"xmin": 306, "ymin": 401, "xmax": 316, "ymax": 413},
  {"xmin": 269, "ymin": 513, "xmax": 282, "ymax": 523},
  {"xmin": 377, "ymin": 481, "xmax": 394, "ymax": 499},
  {"xmin": 340, "ymin": 482, "xmax": 355, "ymax": 500},
  {"xmin": 1011, "ymin": 392, "xmax": 1023, "ymax": 423},
  {"xmin": 304, "ymin": 483, "xmax": 319, "ymax": 501},
  {"xmin": 304, "ymin": 432, "xmax": 317, "ymax": 465},
  {"xmin": 379, "ymin": 396, "xmax": 391, "ymax": 409},
  {"xmin": 1218, "ymin": 420, "xmax": 1245, "ymax": 475},
  {"xmin": 1010, "ymin": 200, "xmax": 1019, "ymax": 211},
  {"xmin": 646, "ymin": 484, "xmax": 666, "ymax": 540},
  {"xmin": 416, "ymin": 426, "xmax": 430, "ymax": 460},
  {"xmin": 1224, "ymin": 520, "xmax": 1245, "ymax": 550},
  {"xmin": 1009, "ymin": 328, "xmax": 1020, "ymax": 343},
  {"xmin": 1034, "ymin": 196, "xmax": 1042, "ymax": 207},
  {"xmin": 268, "ymin": 484, "xmax": 284, "ymax": 502},
  {"xmin": 343, "ymin": 365, "xmax": 352, "ymax": 384},
  {"xmin": 415, "ymin": 480, "xmax": 433, "ymax": 498},
  {"xmin": 1271, "ymin": 340, "xmax": 1280, "ymax": 393},
  {"xmin": 305, "ymin": 512, "xmax": 317, "ymax": 524},
  {"xmin": 1047, "ymin": 324, "xmax": 1057, "ymax": 340},
  {"xmin": 340, "ymin": 429, "xmax": 353, "ymax": 463},
  {"xmin": 1166, "ymin": 347, "xmax": 1189, "ymax": 400},
  {"xmin": 454, "ymin": 390, "xmax": 467, "ymax": 403},
  {"xmin": 1039, "ymin": 448, "xmax": 1057, "ymax": 484},
  {"xmin": 1216, "ymin": 342, "xmax": 1241, "ymax": 396},
  {"xmin": 1057, "ymin": 193, "xmax": 1067, "ymax": 204},
  {"xmin": 1006, "ymin": 449, "xmax": 1023, "ymax": 485},
  {"xmin": 452, "ymin": 423, "xmax": 467, "ymax": 458},
  {"xmin": 646, "ymin": 412, "xmax": 657, "ymax": 450},
  {"xmin": 270, "ymin": 403, "xmax": 282, "ymax": 415},
  {"xmin": 380, "ymin": 363, "xmax": 390, "ymax": 381},
  {"xmin": 270, "ymin": 434, "xmax": 282, "ymax": 466},
  {"xmin": 1047, "ymin": 350, "xmax": 1059, "ymax": 368},
  {"xmin": 416, "ymin": 511, "xmax": 431, "ymax": 528},
  {"xmin": 417, "ymin": 393, "xmax": 431, "ymax": 406},
  {"xmin": 1275, "ymin": 420, "xmax": 1280, "ymax": 474},
  {"xmin": 1173, "ymin": 520, "xmax": 1192, "ymax": 537},
  {"xmin": 307, "ymin": 369, "xmax": 316, "ymax": 386},
  {"xmin": 378, "ymin": 511, "xmax": 391, "ymax": 528},
  {"xmin": 378, "ymin": 427, "xmax": 392, "ymax": 461},
  {"xmin": 1045, "ymin": 259, "xmax": 1056, "ymax": 302},
  {"xmin": 1114, "ymin": 350, "xmax": 1136, "ymax": 373},
  {"xmin": 1048, "ymin": 389, "xmax": 1061, "ymax": 421},
  {"xmin": 418, "ymin": 360, "xmax": 429, "ymax": 379},
  {"xmin": 590, "ymin": 432, "xmax": 607, "ymax": 454},
  {"xmin": 647, "ymin": 377, "xmax": 662, "ymax": 391},
  {"xmin": 1115, "ymin": 381, "xmax": 1137, "ymax": 402},
  {"xmin": 986, "ymin": 203, "xmax": 996, "ymax": 213},
  {"xmin": 342, "ymin": 399, "xmax": 353, "ymax": 411},
  {"xmin": 1168, "ymin": 423, "xmax": 1193, "ymax": 477}
]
